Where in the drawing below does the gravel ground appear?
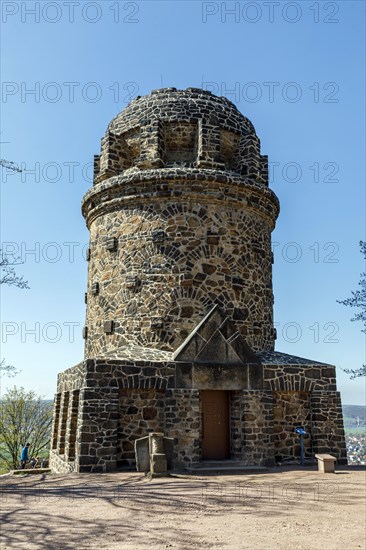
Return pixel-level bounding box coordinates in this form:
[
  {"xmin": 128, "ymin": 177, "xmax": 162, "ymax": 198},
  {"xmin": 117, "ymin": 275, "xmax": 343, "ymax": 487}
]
[{"xmin": 1, "ymin": 467, "xmax": 365, "ymax": 550}]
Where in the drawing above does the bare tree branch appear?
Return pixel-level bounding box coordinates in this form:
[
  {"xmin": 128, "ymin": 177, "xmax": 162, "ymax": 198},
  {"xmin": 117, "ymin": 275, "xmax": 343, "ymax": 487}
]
[
  {"xmin": 337, "ymin": 241, "xmax": 366, "ymax": 378},
  {"xmin": 0, "ymin": 359, "xmax": 20, "ymax": 378},
  {"xmin": 0, "ymin": 252, "xmax": 29, "ymax": 289}
]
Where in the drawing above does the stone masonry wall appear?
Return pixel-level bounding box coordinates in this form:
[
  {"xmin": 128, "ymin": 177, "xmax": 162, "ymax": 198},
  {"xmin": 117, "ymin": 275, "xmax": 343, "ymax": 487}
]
[
  {"xmin": 75, "ymin": 386, "xmax": 119, "ymax": 473},
  {"xmin": 164, "ymin": 388, "xmax": 201, "ymax": 468},
  {"xmin": 241, "ymin": 390, "xmax": 274, "ymax": 466},
  {"xmin": 50, "ymin": 354, "xmax": 347, "ymax": 473},
  {"xmin": 230, "ymin": 391, "xmax": 242, "ymax": 460},
  {"xmin": 84, "ymin": 201, "xmax": 275, "ymax": 355},
  {"xmin": 311, "ymin": 391, "xmax": 347, "ymax": 462},
  {"xmin": 117, "ymin": 388, "xmax": 165, "ymax": 467},
  {"xmin": 50, "ymin": 355, "xmax": 347, "ymax": 472},
  {"xmin": 273, "ymin": 391, "xmax": 312, "ymax": 461}
]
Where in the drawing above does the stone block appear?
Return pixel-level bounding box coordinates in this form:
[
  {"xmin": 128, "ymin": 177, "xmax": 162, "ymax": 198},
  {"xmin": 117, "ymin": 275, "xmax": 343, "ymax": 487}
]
[
  {"xmin": 151, "ymin": 318, "xmax": 164, "ymax": 329},
  {"xmin": 143, "ymin": 406, "xmax": 157, "ymax": 420},
  {"xmin": 106, "ymin": 237, "xmax": 117, "ymax": 251},
  {"xmin": 175, "ymin": 363, "xmax": 192, "ymax": 389},
  {"xmin": 104, "ymin": 320, "xmax": 114, "ymax": 334},
  {"xmin": 151, "ymin": 230, "xmax": 166, "ymax": 243},
  {"xmin": 91, "ymin": 282, "xmax": 99, "ymax": 296},
  {"xmin": 125, "ymin": 276, "xmax": 140, "ymax": 289},
  {"xmin": 193, "ymin": 364, "xmax": 248, "ymax": 390},
  {"xmin": 315, "ymin": 453, "xmax": 336, "ymax": 473},
  {"xmin": 150, "ymin": 453, "xmax": 167, "ymax": 474}
]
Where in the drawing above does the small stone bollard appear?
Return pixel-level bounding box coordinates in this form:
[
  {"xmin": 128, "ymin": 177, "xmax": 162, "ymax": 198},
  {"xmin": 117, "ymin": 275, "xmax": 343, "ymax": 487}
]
[
  {"xmin": 135, "ymin": 432, "xmax": 174, "ymax": 477},
  {"xmin": 149, "ymin": 433, "xmax": 167, "ymax": 475}
]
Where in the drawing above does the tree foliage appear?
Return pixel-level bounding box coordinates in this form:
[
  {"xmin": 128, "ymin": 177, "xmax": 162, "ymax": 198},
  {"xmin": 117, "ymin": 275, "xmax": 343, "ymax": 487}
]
[
  {"xmin": 337, "ymin": 241, "xmax": 366, "ymax": 378},
  {"xmin": 0, "ymin": 387, "xmax": 53, "ymax": 470}
]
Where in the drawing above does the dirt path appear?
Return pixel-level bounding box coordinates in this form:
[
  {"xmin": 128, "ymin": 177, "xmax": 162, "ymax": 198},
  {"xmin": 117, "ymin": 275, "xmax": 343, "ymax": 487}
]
[{"xmin": 1, "ymin": 467, "xmax": 365, "ymax": 550}]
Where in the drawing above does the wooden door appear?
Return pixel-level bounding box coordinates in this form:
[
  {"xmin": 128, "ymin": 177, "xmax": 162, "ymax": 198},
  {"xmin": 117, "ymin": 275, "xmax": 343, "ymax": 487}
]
[{"xmin": 201, "ymin": 391, "xmax": 230, "ymax": 460}]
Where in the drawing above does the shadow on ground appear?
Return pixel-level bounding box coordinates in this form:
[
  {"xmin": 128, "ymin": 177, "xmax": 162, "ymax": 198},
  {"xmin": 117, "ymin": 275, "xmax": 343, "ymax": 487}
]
[{"xmin": 0, "ymin": 468, "xmax": 364, "ymax": 549}]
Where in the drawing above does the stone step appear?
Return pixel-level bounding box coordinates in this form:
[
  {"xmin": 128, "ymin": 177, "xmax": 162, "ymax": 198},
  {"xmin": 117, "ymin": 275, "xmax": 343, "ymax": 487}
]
[
  {"xmin": 191, "ymin": 460, "xmax": 246, "ymax": 468},
  {"xmin": 11, "ymin": 468, "xmax": 51, "ymax": 475},
  {"xmin": 189, "ymin": 461, "xmax": 267, "ymax": 475}
]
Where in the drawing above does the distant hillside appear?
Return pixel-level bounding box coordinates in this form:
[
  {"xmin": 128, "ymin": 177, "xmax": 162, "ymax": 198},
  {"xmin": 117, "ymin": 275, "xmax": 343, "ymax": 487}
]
[{"xmin": 342, "ymin": 405, "xmax": 366, "ymax": 429}]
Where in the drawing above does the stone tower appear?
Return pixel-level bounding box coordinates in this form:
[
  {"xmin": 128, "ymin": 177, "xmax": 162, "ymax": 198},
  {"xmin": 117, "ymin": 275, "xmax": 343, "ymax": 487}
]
[
  {"xmin": 82, "ymin": 87, "xmax": 278, "ymax": 356},
  {"xmin": 50, "ymin": 88, "xmax": 347, "ymax": 473}
]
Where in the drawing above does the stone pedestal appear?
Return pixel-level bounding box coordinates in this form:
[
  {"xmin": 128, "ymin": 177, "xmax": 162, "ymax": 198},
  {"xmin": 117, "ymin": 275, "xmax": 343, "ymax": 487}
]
[{"xmin": 135, "ymin": 432, "xmax": 173, "ymax": 475}]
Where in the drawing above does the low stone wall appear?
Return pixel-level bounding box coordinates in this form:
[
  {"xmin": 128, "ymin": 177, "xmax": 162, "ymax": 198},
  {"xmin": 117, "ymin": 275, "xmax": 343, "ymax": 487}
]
[{"xmin": 49, "ymin": 450, "xmax": 75, "ymax": 474}]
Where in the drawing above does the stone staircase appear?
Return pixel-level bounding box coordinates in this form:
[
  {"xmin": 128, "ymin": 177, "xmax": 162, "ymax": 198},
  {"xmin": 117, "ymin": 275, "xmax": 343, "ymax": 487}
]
[{"xmin": 188, "ymin": 460, "xmax": 268, "ymax": 475}]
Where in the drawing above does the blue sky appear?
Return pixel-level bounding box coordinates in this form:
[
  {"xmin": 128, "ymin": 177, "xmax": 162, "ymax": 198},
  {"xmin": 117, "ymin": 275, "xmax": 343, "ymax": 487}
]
[{"xmin": 0, "ymin": 0, "xmax": 365, "ymax": 404}]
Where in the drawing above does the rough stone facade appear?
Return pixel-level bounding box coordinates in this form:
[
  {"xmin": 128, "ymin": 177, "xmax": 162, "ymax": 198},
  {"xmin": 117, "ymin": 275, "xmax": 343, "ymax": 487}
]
[{"xmin": 50, "ymin": 88, "xmax": 347, "ymax": 473}]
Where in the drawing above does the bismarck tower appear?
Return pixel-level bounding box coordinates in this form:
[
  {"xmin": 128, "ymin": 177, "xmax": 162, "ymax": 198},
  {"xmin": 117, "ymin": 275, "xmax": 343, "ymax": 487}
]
[
  {"xmin": 50, "ymin": 88, "xmax": 347, "ymax": 473},
  {"xmin": 83, "ymin": 87, "xmax": 277, "ymax": 355}
]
